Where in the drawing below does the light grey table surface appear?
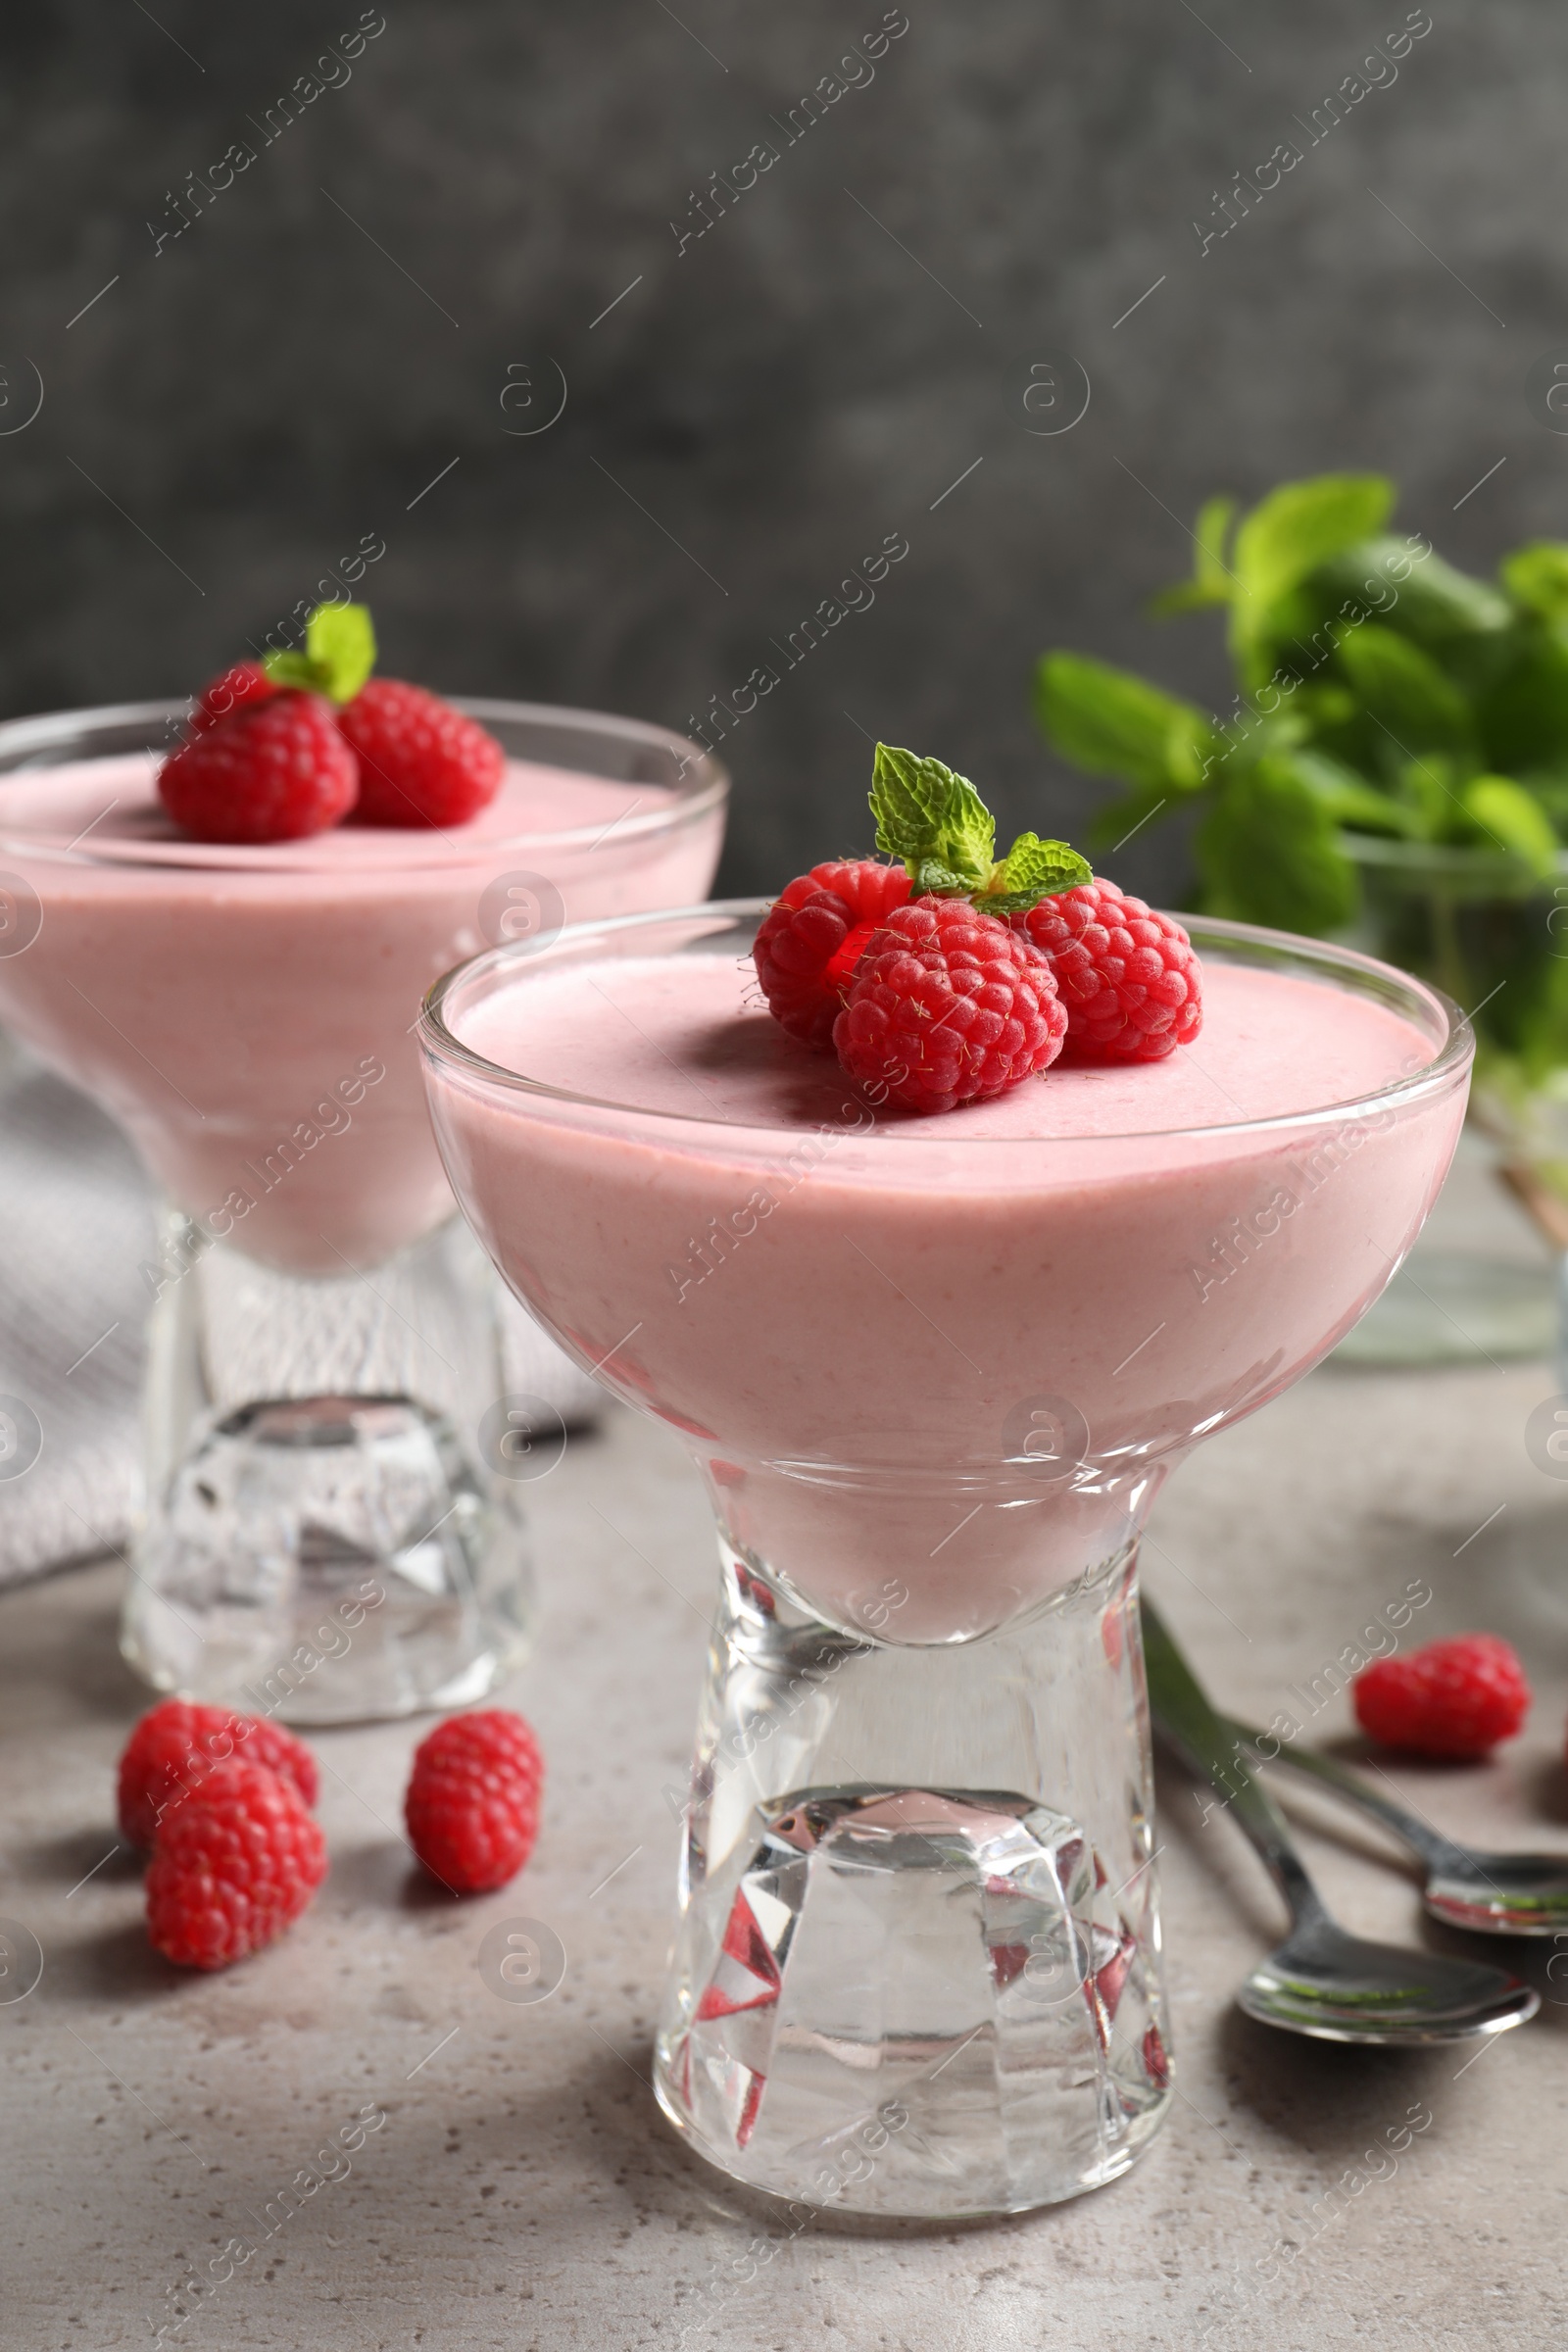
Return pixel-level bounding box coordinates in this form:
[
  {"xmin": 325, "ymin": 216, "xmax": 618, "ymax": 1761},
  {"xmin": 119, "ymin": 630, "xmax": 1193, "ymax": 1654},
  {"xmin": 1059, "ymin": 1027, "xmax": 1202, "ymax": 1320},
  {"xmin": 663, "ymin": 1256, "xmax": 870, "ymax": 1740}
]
[{"xmin": 6, "ymin": 1153, "xmax": 1568, "ymax": 2351}]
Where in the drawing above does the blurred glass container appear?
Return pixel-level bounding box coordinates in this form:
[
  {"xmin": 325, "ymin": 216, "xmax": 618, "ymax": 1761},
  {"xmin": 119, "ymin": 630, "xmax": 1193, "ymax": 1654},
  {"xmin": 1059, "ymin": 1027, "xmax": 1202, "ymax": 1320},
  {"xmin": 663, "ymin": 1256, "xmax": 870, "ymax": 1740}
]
[{"xmin": 1333, "ymin": 836, "xmax": 1563, "ymax": 1367}]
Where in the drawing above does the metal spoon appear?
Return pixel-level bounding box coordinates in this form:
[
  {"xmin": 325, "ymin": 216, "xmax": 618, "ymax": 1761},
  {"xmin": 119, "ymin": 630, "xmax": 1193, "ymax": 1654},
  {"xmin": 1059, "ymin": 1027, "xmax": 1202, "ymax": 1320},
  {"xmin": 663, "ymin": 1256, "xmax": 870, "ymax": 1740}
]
[
  {"xmin": 1228, "ymin": 1719, "xmax": 1568, "ymax": 1937},
  {"xmin": 1142, "ymin": 1599, "xmax": 1540, "ymax": 2044}
]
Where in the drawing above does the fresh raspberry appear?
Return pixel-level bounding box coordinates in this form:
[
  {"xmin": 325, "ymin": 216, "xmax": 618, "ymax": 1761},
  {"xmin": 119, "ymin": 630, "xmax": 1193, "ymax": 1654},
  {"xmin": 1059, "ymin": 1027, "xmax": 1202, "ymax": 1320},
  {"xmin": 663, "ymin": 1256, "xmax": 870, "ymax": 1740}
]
[
  {"xmin": 833, "ymin": 897, "xmax": 1067, "ymax": 1114},
  {"xmin": 158, "ymin": 689, "xmax": 358, "ymax": 845},
  {"xmin": 404, "ymin": 1709, "xmax": 544, "ymax": 1893},
  {"xmin": 146, "ymin": 1761, "xmax": 327, "ymax": 1970},
  {"xmin": 1012, "ymin": 880, "xmax": 1201, "ymax": 1061},
  {"xmin": 118, "ymin": 1699, "xmax": 318, "ymax": 1850},
  {"xmin": 754, "ymin": 859, "xmax": 914, "ymax": 1048},
  {"xmin": 189, "ymin": 661, "xmax": 277, "ymax": 734},
  {"xmin": 1352, "ymin": 1634, "xmax": 1531, "ymax": 1760},
  {"xmin": 338, "ymin": 679, "xmax": 505, "ymax": 828}
]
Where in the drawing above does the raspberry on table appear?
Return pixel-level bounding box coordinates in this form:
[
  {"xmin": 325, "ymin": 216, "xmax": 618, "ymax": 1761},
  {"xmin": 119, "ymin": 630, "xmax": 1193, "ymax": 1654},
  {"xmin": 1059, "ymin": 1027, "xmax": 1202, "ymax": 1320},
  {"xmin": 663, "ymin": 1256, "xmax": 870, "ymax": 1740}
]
[
  {"xmin": 833, "ymin": 897, "xmax": 1067, "ymax": 1114},
  {"xmin": 118, "ymin": 1699, "xmax": 318, "ymax": 1849},
  {"xmin": 190, "ymin": 661, "xmax": 277, "ymax": 734},
  {"xmin": 753, "ymin": 858, "xmax": 914, "ymax": 1049},
  {"xmin": 338, "ymin": 678, "xmax": 505, "ymax": 828},
  {"xmin": 146, "ymin": 1761, "xmax": 327, "ymax": 1970},
  {"xmin": 1012, "ymin": 880, "xmax": 1201, "ymax": 1062},
  {"xmin": 1352, "ymin": 1634, "xmax": 1531, "ymax": 1760},
  {"xmin": 404, "ymin": 1709, "xmax": 544, "ymax": 1893},
  {"xmin": 158, "ymin": 689, "xmax": 359, "ymax": 845}
]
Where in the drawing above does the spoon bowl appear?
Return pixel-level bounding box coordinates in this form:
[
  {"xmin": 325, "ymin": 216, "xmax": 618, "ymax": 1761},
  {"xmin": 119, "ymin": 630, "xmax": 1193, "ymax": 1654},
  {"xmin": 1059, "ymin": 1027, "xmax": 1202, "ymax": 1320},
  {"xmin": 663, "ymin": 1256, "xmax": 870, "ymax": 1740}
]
[
  {"xmin": 1229, "ymin": 1721, "xmax": 1568, "ymax": 1938},
  {"xmin": 1422, "ymin": 1854, "xmax": 1568, "ymax": 1938},
  {"xmin": 1241, "ymin": 1918, "xmax": 1540, "ymax": 2044}
]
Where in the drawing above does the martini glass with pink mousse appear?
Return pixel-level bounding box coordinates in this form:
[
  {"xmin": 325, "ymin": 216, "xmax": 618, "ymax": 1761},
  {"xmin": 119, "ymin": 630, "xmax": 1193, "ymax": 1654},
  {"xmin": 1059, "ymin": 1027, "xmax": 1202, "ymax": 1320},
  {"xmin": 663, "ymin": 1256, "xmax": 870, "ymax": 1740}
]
[
  {"xmin": 0, "ymin": 700, "xmax": 725, "ymax": 1718},
  {"xmin": 418, "ymin": 897, "xmax": 1470, "ymax": 2217}
]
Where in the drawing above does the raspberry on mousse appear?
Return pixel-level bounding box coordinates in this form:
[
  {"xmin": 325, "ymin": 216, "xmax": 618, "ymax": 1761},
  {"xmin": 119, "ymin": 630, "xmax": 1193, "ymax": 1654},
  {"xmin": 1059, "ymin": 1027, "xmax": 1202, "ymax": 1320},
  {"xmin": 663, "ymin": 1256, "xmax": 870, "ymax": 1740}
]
[
  {"xmin": 158, "ymin": 689, "xmax": 359, "ymax": 846},
  {"xmin": 339, "ymin": 676, "xmax": 506, "ymax": 828},
  {"xmin": 753, "ymin": 858, "xmax": 913, "ymax": 1047},
  {"xmin": 1012, "ymin": 881, "xmax": 1202, "ymax": 1062},
  {"xmin": 158, "ymin": 601, "xmax": 505, "ymax": 846},
  {"xmin": 189, "ymin": 659, "xmax": 277, "ymax": 734},
  {"xmin": 835, "ymin": 897, "xmax": 1066, "ymax": 1113},
  {"xmin": 753, "ymin": 741, "xmax": 1203, "ymax": 1114}
]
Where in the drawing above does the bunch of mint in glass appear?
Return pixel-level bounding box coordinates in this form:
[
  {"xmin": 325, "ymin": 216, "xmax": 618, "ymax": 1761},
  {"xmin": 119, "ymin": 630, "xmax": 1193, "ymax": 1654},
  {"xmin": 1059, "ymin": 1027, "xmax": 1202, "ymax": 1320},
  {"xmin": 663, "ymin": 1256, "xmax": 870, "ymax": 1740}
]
[{"xmin": 1037, "ymin": 472, "xmax": 1568, "ymax": 1189}]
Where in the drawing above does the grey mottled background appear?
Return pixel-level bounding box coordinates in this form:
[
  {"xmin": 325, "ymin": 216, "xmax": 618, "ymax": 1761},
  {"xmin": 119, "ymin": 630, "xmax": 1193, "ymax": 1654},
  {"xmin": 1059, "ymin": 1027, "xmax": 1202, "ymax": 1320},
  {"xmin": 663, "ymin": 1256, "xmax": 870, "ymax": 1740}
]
[{"xmin": 0, "ymin": 0, "xmax": 1559, "ymax": 898}]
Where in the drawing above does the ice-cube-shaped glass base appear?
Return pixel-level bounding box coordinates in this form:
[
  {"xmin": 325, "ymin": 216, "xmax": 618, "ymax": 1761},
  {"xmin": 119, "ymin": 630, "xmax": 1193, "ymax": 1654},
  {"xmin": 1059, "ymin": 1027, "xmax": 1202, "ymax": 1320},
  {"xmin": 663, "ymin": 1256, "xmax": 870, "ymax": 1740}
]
[
  {"xmin": 123, "ymin": 1214, "xmax": 532, "ymax": 1720},
  {"xmin": 655, "ymin": 1544, "xmax": 1172, "ymax": 2217},
  {"xmin": 123, "ymin": 1392, "xmax": 529, "ymax": 1720}
]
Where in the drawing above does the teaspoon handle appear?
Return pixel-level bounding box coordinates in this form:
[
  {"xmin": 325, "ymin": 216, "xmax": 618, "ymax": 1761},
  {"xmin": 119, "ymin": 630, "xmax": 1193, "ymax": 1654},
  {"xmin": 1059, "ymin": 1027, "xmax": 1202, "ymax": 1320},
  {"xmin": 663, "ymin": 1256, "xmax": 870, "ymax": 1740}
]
[
  {"xmin": 1226, "ymin": 1720, "xmax": 1456, "ymax": 1869},
  {"xmin": 1142, "ymin": 1596, "xmax": 1322, "ymax": 1929}
]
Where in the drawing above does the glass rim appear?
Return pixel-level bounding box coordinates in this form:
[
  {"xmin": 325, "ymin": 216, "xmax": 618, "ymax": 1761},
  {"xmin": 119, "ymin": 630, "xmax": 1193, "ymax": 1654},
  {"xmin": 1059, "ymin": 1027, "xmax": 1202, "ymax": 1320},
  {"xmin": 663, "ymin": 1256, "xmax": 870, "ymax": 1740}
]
[
  {"xmin": 417, "ymin": 899, "xmax": 1475, "ymax": 1147},
  {"xmin": 0, "ymin": 695, "xmax": 728, "ymax": 871}
]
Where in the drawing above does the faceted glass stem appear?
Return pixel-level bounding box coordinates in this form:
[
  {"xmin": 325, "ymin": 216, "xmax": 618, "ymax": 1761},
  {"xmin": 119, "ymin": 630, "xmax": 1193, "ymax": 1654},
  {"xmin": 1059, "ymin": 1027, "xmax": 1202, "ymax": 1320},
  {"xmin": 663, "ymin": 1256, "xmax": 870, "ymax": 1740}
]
[
  {"xmin": 655, "ymin": 1536, "xmax": 1172, "ymax": 2217},
  {"xmin": 122, "ymin": 1211, "xmax": 532, "ymax": 1721}
]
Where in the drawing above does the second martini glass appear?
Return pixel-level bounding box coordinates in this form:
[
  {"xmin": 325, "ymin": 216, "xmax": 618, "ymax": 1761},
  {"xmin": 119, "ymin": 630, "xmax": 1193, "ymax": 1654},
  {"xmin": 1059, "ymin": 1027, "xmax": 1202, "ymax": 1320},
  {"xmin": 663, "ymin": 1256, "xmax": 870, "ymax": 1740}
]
[{"xmin": 418, "ymin": 903, "xmax": 1471, "ymax": 2216}]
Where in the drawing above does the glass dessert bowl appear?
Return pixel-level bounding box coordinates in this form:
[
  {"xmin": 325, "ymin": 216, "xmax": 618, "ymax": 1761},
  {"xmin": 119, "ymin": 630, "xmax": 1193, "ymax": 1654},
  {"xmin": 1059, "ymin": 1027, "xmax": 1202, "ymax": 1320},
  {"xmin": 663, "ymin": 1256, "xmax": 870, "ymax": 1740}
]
[
  {"xmin": 419, "ymin": 902, "xmax": 1471, "ymax": 2217},
  {"xmin": 0, "ymin": 700, "xmax": 726, "ymax": 1717}
]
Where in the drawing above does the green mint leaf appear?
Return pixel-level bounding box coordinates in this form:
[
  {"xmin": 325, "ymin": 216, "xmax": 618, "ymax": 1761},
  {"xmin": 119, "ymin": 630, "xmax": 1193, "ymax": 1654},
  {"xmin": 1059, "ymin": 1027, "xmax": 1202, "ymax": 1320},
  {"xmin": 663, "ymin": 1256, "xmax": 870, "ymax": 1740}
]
[
  {"xmin": 1287, "ymin": 748, "xmax": 1418, "ymax": 839},
  {"xmin": 261, "ymin": 650, "xmax": 318, "ymax": 689},
  {"xmin": 869, "ymin": 743, "xmax": 994, "ymax": 890},
  {"xmin": 1333, "ymin": 624, "xmax": 1475, "ymax": 754},
  {"xmin": 1500, "ymin": 542, "xmax": 1568, "ymax": 623},
  {"xmin": 1230, "ymin": 478, "xmax": 1396, "ymax": 693},
  {"xmin": 306, "ymin": 602, "xmax": 376, "ymax": 702},
  {"xmin": 1149, "ymin": 494, "xmax": 1238, "ymax": 618},
  {"xmin": 1193, "ymin": 494, "xmax": 1238, "ymax": 585},
  {"xmin": 1196, "ymin": 755, "xmax": 1359, "ymax": 935},
  {"xmin": 1230, "ymin": 474, "xmax": 1395, "ymax": 627},
  {"xmin": 1458, "ymin": 774, "xmax": 1560, "ymax": 881},
  {"xmin": 910, "ymin": 859, "xmax": 978, "ymax": 898},
  {"xmin": 1312, "ymin": 537, "xmax": 1510, "ymax": 644},
  {"xmin": 1390, "ymin": 752, "xmax": 1459, "ymax": 842},
  {"xmin": 1035, "ymin": 653, "xmax": 1217, "ymax": 795},
  {"xmin": 975, "ymin": 830, "xmax": 1092, "ymax": 915},
  {"xmin": 1477, "ymin": 632, "xmax": 1568, "ymax": 773},
  {"xmin": 1149, "ymin": 582, "xmax": 1230, "ymax": 619},
  {"xmin": 262, "ymin": 603, "xmax": 377, "ymax": 702}
]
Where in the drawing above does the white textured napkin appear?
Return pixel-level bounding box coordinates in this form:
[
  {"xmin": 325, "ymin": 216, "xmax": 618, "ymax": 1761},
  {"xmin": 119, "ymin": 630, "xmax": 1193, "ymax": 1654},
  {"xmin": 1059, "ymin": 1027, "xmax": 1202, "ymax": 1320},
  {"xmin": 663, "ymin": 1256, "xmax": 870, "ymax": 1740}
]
[{"xmin": 0, "ymin": 1040, "xmax": 601, "ymax": 1589}]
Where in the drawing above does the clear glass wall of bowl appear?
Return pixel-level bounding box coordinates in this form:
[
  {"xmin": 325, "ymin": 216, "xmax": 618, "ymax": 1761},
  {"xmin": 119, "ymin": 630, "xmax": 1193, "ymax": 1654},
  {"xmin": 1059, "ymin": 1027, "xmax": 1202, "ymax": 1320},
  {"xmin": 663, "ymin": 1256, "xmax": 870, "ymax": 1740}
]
[
  {"xmin": 0, "ymin": 700, "xmax": 726, "ymax": 1718},
  {"xmin": 418, "ymin": 903, "xmax": 1471, "ymax": 2216}
]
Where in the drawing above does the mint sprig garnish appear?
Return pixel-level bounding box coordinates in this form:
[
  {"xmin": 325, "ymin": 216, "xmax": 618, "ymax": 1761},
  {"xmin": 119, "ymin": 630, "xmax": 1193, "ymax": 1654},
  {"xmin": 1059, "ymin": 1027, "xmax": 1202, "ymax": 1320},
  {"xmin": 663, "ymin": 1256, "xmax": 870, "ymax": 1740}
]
[
  {"xmin": 869, "ymin": 742, "xmax": 1091, "ymax": 917},
  {"xmin": 263, "ymin": 602, "xmax": 377, "ymax": 704},
  {"xmin": 869, "ymin": 743, "xmax": 994, "ymax": 891},
  {"xmin": 975, "ymin": 829, "xmax": 1093, "ymax": 915}
]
